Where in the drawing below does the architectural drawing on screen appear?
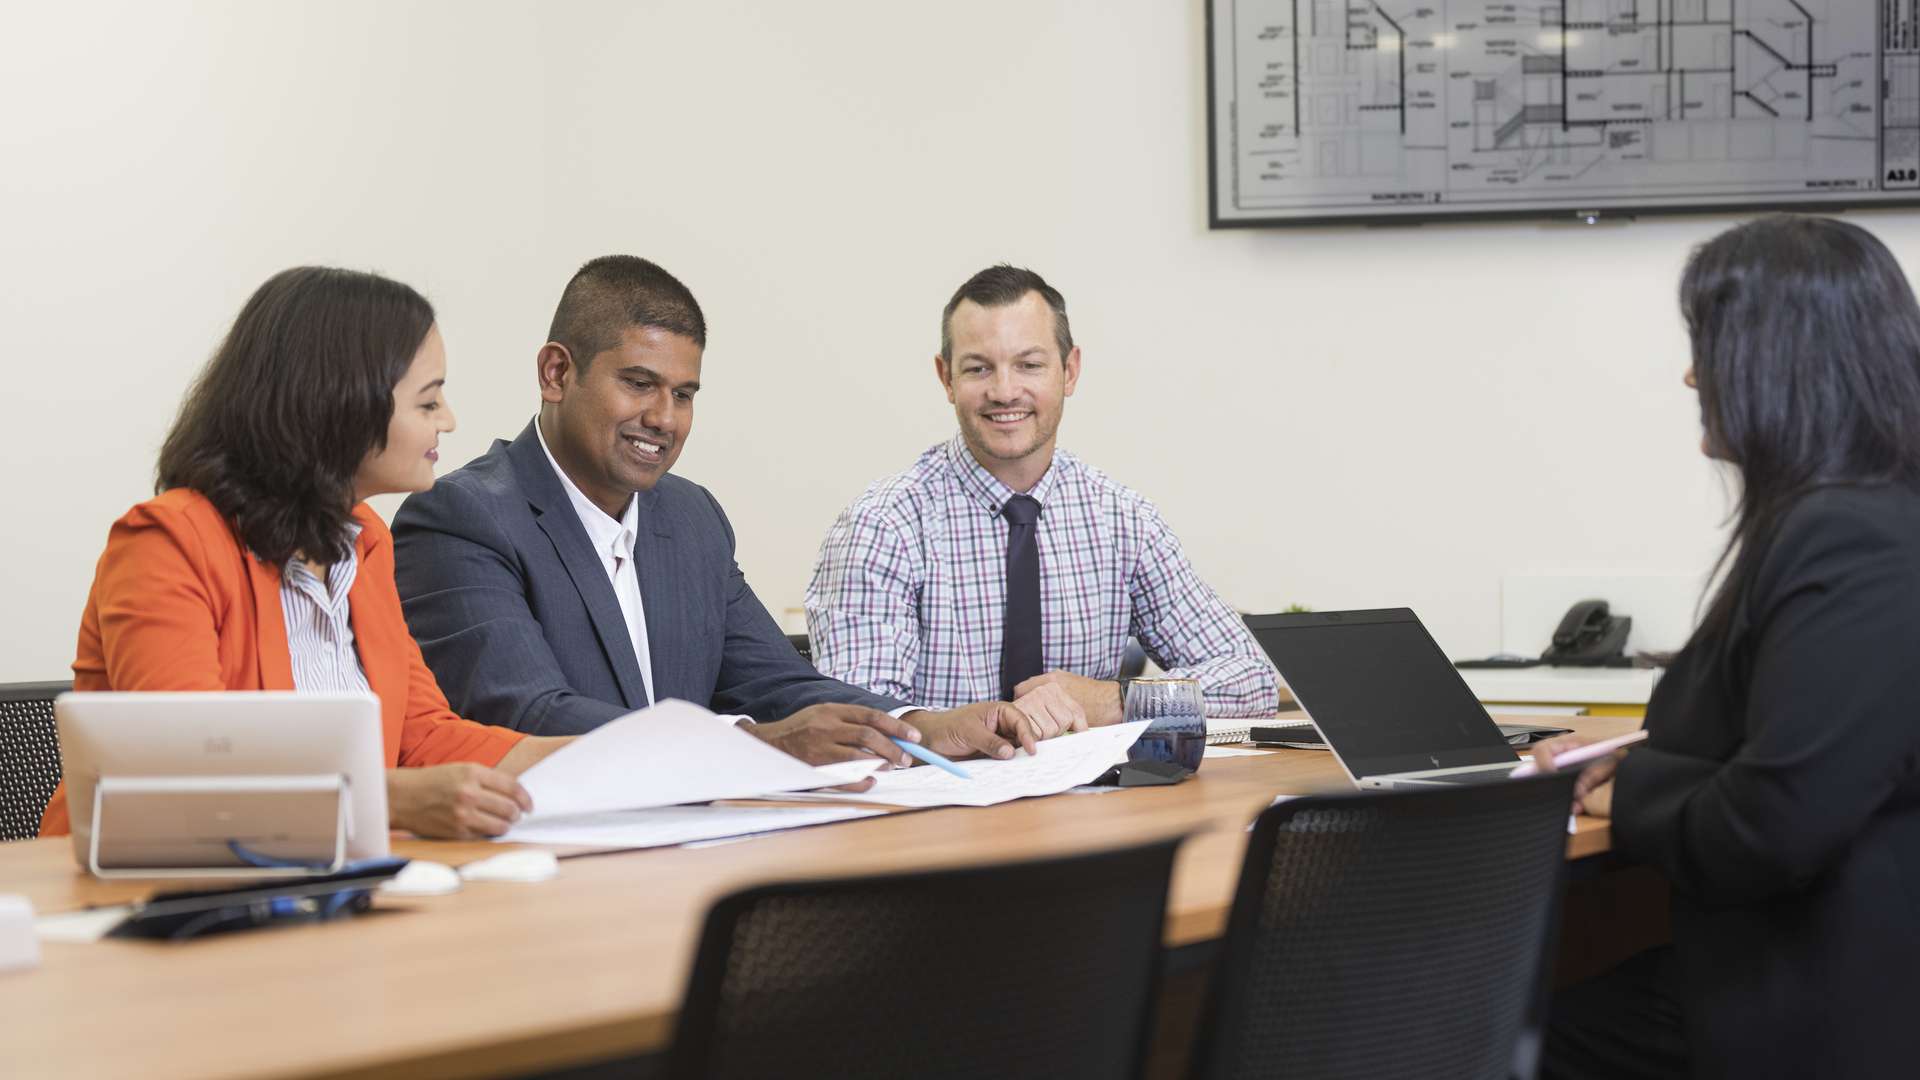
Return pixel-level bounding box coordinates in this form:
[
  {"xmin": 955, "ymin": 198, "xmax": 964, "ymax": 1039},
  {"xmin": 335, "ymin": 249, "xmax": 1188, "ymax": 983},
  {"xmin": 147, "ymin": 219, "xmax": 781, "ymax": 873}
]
[
  {"xmin": 1462, "ymin": 1, "xmax": 1864, "ymax": 184},
  {"xmin": 1214, "ymin": 0, "xmax": 1920, "ymax": 221}
]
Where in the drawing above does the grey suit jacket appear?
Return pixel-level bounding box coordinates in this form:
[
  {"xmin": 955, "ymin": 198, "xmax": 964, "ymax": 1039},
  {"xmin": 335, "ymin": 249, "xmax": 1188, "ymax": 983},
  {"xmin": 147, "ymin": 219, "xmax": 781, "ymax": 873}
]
[{"xmin": 392, "ymin": 421, "xmax": 906, "ymax": 735}]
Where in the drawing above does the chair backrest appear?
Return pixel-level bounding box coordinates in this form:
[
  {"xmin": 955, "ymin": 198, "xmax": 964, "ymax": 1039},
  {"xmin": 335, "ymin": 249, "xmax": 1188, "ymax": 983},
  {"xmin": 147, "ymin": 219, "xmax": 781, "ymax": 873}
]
[
  {"xmin": 668, "ymin": 836, "xmax": 1183, "ymax": 1080},
  {"xmin": 785, "ymin": 632, "xmax": 812, "ymax": 664},
  {"xmin": 0, "ymin": 681, "xmax": 70, "ymax": 841},
  {"xmin": 1193, "ymin": 774, "xmax": 1579, "ymax": 1080}
]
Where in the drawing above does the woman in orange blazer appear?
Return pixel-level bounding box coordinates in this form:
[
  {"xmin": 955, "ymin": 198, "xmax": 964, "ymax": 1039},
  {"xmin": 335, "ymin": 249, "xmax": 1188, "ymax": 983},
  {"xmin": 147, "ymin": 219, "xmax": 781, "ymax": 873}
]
[{"xmin": 42, "ymin": 267, "xmax": 568, "ymax": 840}]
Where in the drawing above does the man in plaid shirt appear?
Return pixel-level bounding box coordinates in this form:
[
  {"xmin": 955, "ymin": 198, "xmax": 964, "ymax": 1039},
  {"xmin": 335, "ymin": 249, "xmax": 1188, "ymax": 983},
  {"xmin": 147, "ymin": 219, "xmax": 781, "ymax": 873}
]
[{"xmin": 807, "ymin": 266, "xmax": 1281, "ymax": 738}]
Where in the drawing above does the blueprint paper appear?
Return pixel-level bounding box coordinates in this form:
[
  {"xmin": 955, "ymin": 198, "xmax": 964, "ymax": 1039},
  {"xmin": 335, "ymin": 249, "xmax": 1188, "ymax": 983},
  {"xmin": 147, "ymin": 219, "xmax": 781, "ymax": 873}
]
[
  {"xmin": 781, "ymin": 721, "xmax": 1151, "ymax": 808},
  {"xmin": 514, "ymin": 699, "xmax": 881, "ymax": 820},
  {"xmin": 501, "ymin": 804, "xmax": 883, "ymax": 848}
]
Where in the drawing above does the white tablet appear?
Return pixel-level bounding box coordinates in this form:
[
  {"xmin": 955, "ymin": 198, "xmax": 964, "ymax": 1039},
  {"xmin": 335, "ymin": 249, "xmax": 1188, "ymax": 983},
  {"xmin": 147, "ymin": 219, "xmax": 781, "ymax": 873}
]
[{"xmin": 56, "ymin": 692, "xmax": 389, "ymax": 877}]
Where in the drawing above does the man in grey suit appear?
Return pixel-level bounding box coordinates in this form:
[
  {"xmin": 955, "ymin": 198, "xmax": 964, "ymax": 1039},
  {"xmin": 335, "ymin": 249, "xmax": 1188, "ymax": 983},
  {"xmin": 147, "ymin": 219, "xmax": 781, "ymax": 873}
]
[{"xmin": 393, "ymin": 256, "xmax": 1029, "ymax": 767}]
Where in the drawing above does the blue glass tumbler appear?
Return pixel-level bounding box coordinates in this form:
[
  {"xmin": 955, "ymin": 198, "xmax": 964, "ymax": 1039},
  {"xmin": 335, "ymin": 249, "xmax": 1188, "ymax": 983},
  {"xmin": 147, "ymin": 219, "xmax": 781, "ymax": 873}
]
[{"xmin": 1124, "ymin": 677, "xmax": 1206, "ymax": 772}]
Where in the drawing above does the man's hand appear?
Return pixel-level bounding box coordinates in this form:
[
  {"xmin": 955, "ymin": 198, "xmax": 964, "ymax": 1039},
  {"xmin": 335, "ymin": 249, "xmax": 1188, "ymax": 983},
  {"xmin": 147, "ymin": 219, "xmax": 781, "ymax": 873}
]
[
  {"xmin": 911, "ymin": 701, "xmax": 1035, "ymax": 761},
  {"xmin": 1014, "ymin": 670, "xmax": 1126, "ymax": 728},
  {"xmin": 387, "ymin": 764, "xmax": 534, "ymax": 840},
  {"xmin": 1529, "ymin": 734, "xmax": 1626, "ymax": 817},
  {"xmin": 748, "ymin": 703, "xmax": 920, "ymax": 768},
  {"xmin": 1009, "ymin": 680, "xmax": 1089, "ymax": 741}
]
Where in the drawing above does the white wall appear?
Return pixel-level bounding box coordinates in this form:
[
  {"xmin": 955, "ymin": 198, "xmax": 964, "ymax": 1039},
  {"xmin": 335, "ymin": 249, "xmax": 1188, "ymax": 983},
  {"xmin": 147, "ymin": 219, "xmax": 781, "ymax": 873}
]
[{"xmin": 2, "ymin": 0, "xmax": 1912, "ymax": 683}]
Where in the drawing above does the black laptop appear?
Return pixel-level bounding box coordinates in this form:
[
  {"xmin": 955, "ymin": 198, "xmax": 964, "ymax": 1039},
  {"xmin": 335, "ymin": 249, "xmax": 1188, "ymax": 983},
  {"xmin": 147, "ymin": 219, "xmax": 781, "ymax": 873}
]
[{"xmin": 1244, "ymin": 609, "xmax": 1522, "ymax": 788}]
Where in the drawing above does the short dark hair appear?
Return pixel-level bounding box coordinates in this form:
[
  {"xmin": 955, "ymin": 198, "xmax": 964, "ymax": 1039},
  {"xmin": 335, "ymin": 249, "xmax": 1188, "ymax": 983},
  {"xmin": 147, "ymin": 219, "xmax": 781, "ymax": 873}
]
[
  {"xmin": 547, "ymin": 255, "xmax": 706, "ymax": 369},
  {"xmin": 940, "ymin": 264, "xmax": 1073, "ymax": 363},
  {"xmin": 156, "ymin": 266, "xmax": 436, "ymax": 566},
  {"xmin": 1682, "ymin": 214, "xmax": 1920, "ymax": 643}
]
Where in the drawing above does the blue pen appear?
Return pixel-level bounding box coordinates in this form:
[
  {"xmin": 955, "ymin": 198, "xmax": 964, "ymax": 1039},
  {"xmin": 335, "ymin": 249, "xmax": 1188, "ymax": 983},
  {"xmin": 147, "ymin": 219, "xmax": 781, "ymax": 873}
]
[{"xmin": 889, "ymin": 736, "xmax": 972, "ymax": 778}]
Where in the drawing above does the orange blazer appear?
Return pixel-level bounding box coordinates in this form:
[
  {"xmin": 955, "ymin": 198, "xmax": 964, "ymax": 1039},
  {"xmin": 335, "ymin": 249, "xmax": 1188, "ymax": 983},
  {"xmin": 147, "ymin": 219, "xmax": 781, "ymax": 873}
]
[{"xmin": 40, "ymin": 489, "xmax": 524, "ymax": 835}]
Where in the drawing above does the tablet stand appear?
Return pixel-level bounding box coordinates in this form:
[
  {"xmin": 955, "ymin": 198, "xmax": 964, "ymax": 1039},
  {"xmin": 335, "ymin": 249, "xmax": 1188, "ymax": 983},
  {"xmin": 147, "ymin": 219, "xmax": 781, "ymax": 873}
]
[{"xmin": 87, "ymin": 774, "xmax": 352, "ymax": 879}]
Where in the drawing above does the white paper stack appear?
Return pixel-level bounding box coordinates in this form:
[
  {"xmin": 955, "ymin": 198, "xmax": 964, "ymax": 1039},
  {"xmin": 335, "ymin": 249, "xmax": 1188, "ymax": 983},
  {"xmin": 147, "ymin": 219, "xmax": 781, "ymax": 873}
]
[
  {"xmin": 499, "ymin": 700, "xmax": 882, "ymax": 844},
  {"xmin": 784, "ymin": 721, "xmax": 1151, "ymax": 808},
  {"xmin": 503, "ymin": 804, "xmax": 884, "ymax": 849}
]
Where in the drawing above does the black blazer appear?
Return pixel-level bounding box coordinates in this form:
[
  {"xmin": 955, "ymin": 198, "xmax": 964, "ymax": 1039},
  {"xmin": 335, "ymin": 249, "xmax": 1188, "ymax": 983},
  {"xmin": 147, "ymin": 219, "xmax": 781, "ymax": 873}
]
[
  {"xmin": 1614, "ymin": 484, "xmax": 1920, "ymax": 1078},
  {"xmin": 391, "ymin": 421, "xmax": 905, "ymax": 735}
]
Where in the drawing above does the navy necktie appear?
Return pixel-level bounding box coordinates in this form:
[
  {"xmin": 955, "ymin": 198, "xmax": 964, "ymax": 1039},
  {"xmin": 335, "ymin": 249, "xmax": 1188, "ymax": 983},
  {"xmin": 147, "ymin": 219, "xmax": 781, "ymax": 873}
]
[{"xmin": 999, "ymin": 494, "xmax": 1043, "ymax": 702}]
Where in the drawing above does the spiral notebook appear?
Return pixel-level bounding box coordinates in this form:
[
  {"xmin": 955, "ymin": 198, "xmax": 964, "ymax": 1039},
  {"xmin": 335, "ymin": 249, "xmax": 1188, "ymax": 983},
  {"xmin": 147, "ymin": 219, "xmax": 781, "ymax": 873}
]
[{"xmin": 1206, "ymin": 710, "xmax": 1313, "ymax": 746}]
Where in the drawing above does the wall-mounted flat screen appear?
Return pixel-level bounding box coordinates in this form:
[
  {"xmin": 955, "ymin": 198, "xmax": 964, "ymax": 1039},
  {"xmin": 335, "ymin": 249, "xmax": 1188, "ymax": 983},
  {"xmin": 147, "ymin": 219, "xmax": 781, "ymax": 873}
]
[{"xmin": 1208, "ymin": 1, "xmax": 1920, "ymax": 226}]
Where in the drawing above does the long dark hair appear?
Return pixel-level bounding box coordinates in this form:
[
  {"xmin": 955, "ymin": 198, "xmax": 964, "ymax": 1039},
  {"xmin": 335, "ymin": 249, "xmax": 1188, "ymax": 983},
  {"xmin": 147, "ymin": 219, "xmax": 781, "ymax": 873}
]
[
  {"xmin": 1684, "ymin": 215, "xmax": 1920, "ymax": 645},
  {"xmin": 156, "ymin": 267, "xmax": 435, "ymax": 566}
]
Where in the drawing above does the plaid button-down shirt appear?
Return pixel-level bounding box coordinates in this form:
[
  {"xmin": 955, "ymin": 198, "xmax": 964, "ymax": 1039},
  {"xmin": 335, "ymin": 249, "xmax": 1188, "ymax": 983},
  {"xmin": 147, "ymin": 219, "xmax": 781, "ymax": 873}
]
[{"xmin": 806, "ymin": 436, "xmax": 1281, "ymax": 716}]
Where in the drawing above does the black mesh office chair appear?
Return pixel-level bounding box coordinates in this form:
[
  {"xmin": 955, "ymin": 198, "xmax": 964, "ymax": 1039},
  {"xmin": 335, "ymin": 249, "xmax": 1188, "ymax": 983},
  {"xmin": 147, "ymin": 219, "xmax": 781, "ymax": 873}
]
[
  {"xmin": 0, "ymin": 681, "xmax": 70, "ymax": 841},
  {"xmin": 784, "ymin": 633, "xmax": 812, "ymax": 664},
  {"xmin": 668, "ymin": 837, "xmax": 1183, "ymax": 1080},
  {"xmin": 1192, "ymin": 773, "xmax": 1580, "ymax": 1080}
]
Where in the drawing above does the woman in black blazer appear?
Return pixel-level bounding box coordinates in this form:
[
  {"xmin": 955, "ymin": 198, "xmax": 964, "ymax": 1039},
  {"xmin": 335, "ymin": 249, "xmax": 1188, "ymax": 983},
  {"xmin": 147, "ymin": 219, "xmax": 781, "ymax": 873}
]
[{"xmin": 1540, "ymin": 215, "xmax": 1920, "ymax": 1079}]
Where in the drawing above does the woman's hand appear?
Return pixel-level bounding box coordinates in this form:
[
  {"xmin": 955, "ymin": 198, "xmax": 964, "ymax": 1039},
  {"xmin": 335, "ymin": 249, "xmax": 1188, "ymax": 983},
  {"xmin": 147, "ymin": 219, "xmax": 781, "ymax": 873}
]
[
  {"xmin": 1579, "ymin": 780, "xmax": 1614, "ymax": 818},
  {"xmin": 1529, "ymin": 734, "xmax": 1625, "ymax": 818},
  {"xmin": 496, "ymin": 735, "xmax": 569, "ymax": 776},
  {"xmin": 387, "ymin": 764, "xmax": 534, "ymax": 839}
]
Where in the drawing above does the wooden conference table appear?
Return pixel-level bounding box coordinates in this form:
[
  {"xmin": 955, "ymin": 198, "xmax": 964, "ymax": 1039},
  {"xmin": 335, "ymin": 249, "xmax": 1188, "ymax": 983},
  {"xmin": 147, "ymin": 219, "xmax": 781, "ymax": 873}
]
[{"xmin": 0, "ymin": 714, "xmax": 1648, "ymax": 1080}]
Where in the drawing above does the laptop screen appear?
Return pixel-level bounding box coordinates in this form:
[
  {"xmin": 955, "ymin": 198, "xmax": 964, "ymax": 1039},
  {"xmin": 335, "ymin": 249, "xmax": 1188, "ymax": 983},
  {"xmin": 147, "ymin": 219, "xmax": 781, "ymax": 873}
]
[{"xmin": 1246, "ymin": 609, "xmax": 1517, "ymax": 778}]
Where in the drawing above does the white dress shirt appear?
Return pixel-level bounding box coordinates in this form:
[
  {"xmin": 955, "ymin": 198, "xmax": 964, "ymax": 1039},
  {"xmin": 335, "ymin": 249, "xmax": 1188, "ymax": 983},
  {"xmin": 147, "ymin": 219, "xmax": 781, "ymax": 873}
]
[
  {"xmin": 534, "ymin": 417, "xmax": 921, "ymax": 732},
  {"xmin": 536, "ymin": 420, "xmax": 655, "ymax": 706}
]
